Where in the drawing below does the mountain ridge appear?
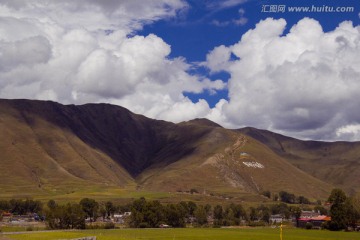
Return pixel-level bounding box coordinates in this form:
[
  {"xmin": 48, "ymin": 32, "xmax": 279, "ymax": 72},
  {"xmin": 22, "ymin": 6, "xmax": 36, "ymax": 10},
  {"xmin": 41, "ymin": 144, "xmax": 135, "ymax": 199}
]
[{"xmin": 0, "ymin": 99, "xmax": 358, "ymax": 201}]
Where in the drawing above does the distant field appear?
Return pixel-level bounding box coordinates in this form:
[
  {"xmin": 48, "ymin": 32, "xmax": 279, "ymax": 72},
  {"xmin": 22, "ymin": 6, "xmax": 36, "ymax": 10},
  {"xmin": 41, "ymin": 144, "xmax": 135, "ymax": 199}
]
[{"xmin": 3, "ymin": 227, "xmax": 359, "ymax": 240}]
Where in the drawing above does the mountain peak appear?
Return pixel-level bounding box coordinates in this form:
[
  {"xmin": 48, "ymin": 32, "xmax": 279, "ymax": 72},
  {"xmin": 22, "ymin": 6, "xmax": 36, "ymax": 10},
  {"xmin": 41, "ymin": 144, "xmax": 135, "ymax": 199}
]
[{"xmin": 181, "ymin": 118, "xmax": 223, "ymax": 128}]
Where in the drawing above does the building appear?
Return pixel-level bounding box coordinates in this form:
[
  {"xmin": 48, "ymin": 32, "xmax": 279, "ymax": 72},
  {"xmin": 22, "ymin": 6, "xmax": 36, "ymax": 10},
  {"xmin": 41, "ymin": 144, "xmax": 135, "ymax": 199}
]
[
  {"xmin": 298, "ymin": 215, "xmax": 331, "ymax": 229},
  {"xmin": 270, "ymin": 214, "xmax": 283, "ymax": 223}
]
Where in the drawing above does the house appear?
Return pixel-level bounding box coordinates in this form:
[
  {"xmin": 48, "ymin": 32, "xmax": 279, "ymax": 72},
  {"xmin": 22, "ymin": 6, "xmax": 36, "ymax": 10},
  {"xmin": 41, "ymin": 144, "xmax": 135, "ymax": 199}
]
[
  {"xmin": 270, "ymin": 214, "xmax": 283, "ymax": 223},
  {"xmin": 113, "ymin": 212, "xmax": 131, "ymax": 224},
  {"xmin": 298, "ymin": 215, "xmax": 331, "ymax": 229},
  {"xmin": 300, "ymin": 210, "xmax": 320, "ymax": 218}
]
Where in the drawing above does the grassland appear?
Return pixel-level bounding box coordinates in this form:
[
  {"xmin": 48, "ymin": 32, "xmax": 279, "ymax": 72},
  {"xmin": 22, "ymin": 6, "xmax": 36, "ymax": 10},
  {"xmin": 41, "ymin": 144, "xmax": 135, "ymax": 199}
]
[{"xmin": 2, "ymin": 228, "xmax": 359, "ymax": 240}]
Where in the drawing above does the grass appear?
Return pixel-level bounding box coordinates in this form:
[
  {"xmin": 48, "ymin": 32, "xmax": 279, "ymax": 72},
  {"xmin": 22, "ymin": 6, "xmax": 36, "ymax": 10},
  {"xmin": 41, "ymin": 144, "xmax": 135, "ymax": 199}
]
[{"xmin": 3, "ymin": 228, "xmax": 360, "ymax": 240}]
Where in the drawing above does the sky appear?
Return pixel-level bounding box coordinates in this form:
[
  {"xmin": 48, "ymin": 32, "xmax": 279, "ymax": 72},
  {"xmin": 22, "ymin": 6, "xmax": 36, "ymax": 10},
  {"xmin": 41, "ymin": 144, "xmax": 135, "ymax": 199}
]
[{"xmin": 0, "ymin": 0, "xmax": 360, "ymax": 141}]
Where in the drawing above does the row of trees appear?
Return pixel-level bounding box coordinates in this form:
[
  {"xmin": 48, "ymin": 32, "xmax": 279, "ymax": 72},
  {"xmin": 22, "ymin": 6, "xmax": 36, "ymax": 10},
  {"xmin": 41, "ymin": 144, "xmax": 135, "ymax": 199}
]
[
  {"xmin": 128, "ymin": 198, "xmax": 314, "ymax": 228},
  {"xmin": 262, "ymin": 190, "xmax": 313, "ymax": 204},
  {"xmin": 0, "ymin": 199, "xmax": 42, "ymax": 215},
  {"xmin": 1, "ymin": 189, "xmax": 359, "ymax": 231},
  {"xmin": 45, "ymin": 198, "xmax": 123, "ymax": 229}
]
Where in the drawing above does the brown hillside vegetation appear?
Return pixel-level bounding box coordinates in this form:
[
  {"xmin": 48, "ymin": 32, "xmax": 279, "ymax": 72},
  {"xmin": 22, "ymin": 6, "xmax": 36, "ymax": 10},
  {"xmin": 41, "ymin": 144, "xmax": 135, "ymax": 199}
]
[
  {"xmin": 238, "ymin": 127, "xmax": 360, "ymax": 194},
  {"xmin": 0, "ymin": 99, "xmax": 358, "ymax": 202}
]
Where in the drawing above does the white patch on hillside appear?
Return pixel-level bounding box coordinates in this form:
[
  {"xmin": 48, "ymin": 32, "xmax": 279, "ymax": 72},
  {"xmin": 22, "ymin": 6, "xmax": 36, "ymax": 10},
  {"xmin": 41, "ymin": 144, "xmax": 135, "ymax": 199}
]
[{"xmin": 243, "ymin": 161, "xmax": 264, "ymax": 169}]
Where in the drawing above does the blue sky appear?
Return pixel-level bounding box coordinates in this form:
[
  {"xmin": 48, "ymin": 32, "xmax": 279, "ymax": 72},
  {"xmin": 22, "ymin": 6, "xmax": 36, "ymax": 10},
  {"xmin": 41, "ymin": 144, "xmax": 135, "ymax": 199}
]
[
  {"xmin": 140, "ymin": 0, "xmax": 360, "ymax": 108},
  {"xmin": 0, "ymin": 0, "xmax": 360, "ymax": 140}
]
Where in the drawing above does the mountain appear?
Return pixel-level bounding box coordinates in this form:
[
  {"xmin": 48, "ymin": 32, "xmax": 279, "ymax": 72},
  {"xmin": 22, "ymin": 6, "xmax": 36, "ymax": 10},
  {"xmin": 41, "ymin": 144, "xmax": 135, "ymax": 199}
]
[
  {"xmin": 0, "ymin": 99, "xmax": 358, "ymax": 202},
  {"xmin": 238, "ymin": 127, "xmax": 360, "ymax": 194}
]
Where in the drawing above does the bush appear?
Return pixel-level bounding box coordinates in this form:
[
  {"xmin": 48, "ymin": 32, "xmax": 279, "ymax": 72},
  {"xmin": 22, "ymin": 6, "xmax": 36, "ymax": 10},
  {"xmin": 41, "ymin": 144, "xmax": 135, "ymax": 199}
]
[
  {"xmin": 321, "ymin": 221, "xmax": 329, "ymax": 230},
  {"xmin": 139, "ymin": 222, "xmax": 149, "ymax": 228},
  {"xmin": 190, "ymin": 189, "xmax": 199, "ymax": 194},
  {"xmin": 305, "ymin": 222, "xmax": 313, "ymax": 230}
]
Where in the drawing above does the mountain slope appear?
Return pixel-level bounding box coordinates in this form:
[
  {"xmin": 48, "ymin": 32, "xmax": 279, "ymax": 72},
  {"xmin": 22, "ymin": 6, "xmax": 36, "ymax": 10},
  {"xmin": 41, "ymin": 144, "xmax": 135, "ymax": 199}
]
[
  {"xmin": 137, "ymin": 125, "xmax": 332, "ymax": 200},
  {"xmin": 0, "ymin": 99, "xmax": 357, "ymax": 201},
  {"xmin": 238, "ymin": 127, "xmax": 360, "ymax": 193}
]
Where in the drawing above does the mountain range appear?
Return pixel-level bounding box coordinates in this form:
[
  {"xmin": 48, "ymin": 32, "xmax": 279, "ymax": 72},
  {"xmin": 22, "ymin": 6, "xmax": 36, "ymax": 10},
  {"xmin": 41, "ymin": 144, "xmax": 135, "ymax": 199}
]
[{"xmin": 0, "ymin": 99, "xmax": 359, "ymax": 202}]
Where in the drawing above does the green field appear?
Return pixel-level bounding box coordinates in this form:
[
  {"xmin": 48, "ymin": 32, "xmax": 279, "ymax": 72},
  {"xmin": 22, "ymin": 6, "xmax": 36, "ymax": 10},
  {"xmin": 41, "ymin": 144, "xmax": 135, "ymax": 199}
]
[{"xmin": 2, "ymin": 228, "xmax": 359, "ymax": 240}]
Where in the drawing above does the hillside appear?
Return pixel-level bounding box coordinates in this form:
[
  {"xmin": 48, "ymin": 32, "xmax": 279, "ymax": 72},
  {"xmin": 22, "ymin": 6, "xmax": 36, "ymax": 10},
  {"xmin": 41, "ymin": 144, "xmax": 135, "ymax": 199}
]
[
  {"xmin": 0, "ymin": 99, "xmax": 358, "ymax": 202},
  {"xmin": 238, "ymin": 127, "xmax": 360, "ymax": 194}
]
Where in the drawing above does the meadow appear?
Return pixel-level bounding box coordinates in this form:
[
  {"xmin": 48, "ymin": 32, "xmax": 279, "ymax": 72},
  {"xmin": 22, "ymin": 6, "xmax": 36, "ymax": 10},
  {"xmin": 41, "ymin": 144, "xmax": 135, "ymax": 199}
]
[{"xmin": 2, "ymin": 227, "xmax": 359, "ymax": 240}]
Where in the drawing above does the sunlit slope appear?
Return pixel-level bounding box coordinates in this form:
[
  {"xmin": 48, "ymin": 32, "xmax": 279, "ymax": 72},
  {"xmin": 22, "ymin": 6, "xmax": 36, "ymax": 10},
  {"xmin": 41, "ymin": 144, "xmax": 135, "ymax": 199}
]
[
  {"xmin": 239, "ymin": 127, "xmax": 360, "ymax": 193},
  {"xmin": 0, "ymin": 100, "xmax": 133, "ymax": 197},
  {"xmin": 137, "ymin": 121, "xmax": 332, "ymax": 200},
  {"xmin": 0, "ymin": 99, "xmax": 354, "ymax": 201}
]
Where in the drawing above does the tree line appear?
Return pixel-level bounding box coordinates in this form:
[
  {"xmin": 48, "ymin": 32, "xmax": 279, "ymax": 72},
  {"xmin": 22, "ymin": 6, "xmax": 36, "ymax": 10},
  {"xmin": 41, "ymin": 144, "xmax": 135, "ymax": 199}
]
[
  {"xmin": 262, "ymin": 190, "xmax": 315, "ymax": 205},
  {"xmin": 0, "ymin": 189, "xmax": 359, "ymax": 231}
]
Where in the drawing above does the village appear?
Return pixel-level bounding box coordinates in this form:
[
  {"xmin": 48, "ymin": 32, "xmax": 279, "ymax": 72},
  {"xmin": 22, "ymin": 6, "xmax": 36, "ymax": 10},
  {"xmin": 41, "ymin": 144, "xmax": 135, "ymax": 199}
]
[{"xmin": 1, "ymin": 191, "xmax": 358, "ymax": 232}]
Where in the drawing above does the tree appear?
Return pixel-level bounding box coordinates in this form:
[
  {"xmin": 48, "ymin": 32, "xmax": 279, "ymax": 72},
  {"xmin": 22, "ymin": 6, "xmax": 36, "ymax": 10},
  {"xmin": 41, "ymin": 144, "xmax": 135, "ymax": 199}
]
[
  {"xmin": 223, "ymin": 206, "xmax": 235, "ymax": 226},
  {"xmin": 273, "ymin": 193, "xmax": 279, "ymax": 202},
  {"xmin": 231, "ymin": 204, "xmax": 247, "ymax": 223},
  {"xmin": 99, "ymin": 205, "xmax": 107, "ymax": 221},
  {"xmin": 187, "ymin": 201, "xmax": 197, "ymax": 216},
  {"xmin": 328, "ymin": 188, "xmax": 347, "ymax": 231},
  {"xmin": 0, "ymin": 200, "xmax": 10, "ymax": 212},
  {"xmin": 314, "ymin": 205, "xmax": 328, "ymax": 215},
  {"xmin": 9, "ymin": 199, "xmax": 26, "ymax": 215},
  {"xmin": 45, "ymin": 203, "xmax": 85, "ymax": 229},
  {"xmin": 249, "ymin": 207, "xmax": 258, "ymax": 221},
  {"xmin": 297, "ymin": 196, "xmax": 310, "ymax": 205},
  {"xmin": 204, "ymin": 204, "xmax": 212, "ymax": 215},
  {"xmin": 290, "ymin": 206, "xmax": 302, "ymax": 227},
  {"xmin": 47, "ymin": 200, "xmax": 57, "ymax": 210},
  {"xmin": 79, "ymin": 198, "xmax": 99, "ymax": 222},
  {"xmin": 164, "ymin": 204, "xmax": 186, "ymax": 228},
  {"xmin": 129, "ymin": 198, "xmax": 172, "ymax": 228},
  {"xmin": 257, "ymin": 205, "xmax": 270, "ymax": 223},
  {"xmin": 213, "ymin": 205, "xmax": 223, "ymax": 226},
  {"xmin": 262, "ymin": 191, "xmax": 271, "ymax": 199},
  {"xmin": 270, "ymin": 203, "xmax": 290, "ymax": 219},
  {"xmin": 279, "ymin": 191, "xmax": 296, "ymax": 204},
  {"xmin": 344, "ymin": 196, "xmax": 360, "ymax": 229},
  {"xmin": 194, "ymin": 205, "xmax": 208, "ymax": 226},
  {"xmin": 105, "ymin": 201, "xmax": 115, "ymax": 219}
]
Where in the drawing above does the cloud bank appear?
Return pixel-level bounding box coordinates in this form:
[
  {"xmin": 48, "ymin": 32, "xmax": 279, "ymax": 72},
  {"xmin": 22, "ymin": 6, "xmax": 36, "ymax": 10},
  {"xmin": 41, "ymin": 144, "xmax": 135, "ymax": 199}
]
[
  {"xmin": 1, "ymin": 1, "xmax": 360, "ymax": 141},
  {"xmin": 206, "ymin": 18, "xmax": 360, "ymax": 141},
  {"xmin": 0, "ymin": 0, "xmax": 225, "ymax": 123}
]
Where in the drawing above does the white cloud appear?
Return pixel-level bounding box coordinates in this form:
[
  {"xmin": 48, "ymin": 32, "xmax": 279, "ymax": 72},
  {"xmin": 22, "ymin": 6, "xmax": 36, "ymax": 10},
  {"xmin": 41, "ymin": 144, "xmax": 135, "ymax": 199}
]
[
  {"xmin": 336, "ymin": 124, "xmax": 360, "ymax": 141},
  {"xmin": 233, "ymin": 8, "xmax": 247, "ymax": 26},
  {"xmin": 0, "ymin": 0, "xmax": 227, "ymax": 123},
  {"xmin": 2, "ymin": 0, "xmax": 360, "ymax": 142},
  {"xmin": 207, "ymin": 0, "xmax": 247, "ymax": 10},
  {"xmin": 205, "ymin": 45, "xmax": 232, "ymax": 73},
  {"xmin": 205, "ymin": 17, "xmax": 360, "ymax": 140},
  {"xmin": 211, "ymin": 7, "xmax": 247, "ymax": 27}
]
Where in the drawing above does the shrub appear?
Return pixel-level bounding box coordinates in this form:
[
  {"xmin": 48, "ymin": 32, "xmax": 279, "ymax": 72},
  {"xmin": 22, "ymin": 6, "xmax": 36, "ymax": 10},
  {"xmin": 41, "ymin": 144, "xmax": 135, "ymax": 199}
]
[
  {"xmin": 190, "ymin": 189, "xmax": 199, "ymax": 194},
  {"xmin": 139, "ymin": 222, "xmax": 149, "ymax": 228}
]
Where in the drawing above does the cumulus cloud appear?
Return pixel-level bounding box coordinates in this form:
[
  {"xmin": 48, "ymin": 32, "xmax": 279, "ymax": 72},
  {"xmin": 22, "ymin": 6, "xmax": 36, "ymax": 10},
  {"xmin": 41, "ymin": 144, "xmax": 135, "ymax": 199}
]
[
  {"xmin": 0, "ymin": 0, "xmax": 227, "ymax": 122},
  {"xmin": 205, "ymin": 17, "xmax": 360, "ymax": 141},
  {"xmin": 2, "ymin": 0, "xmax": 360, "ymax": 141}
]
